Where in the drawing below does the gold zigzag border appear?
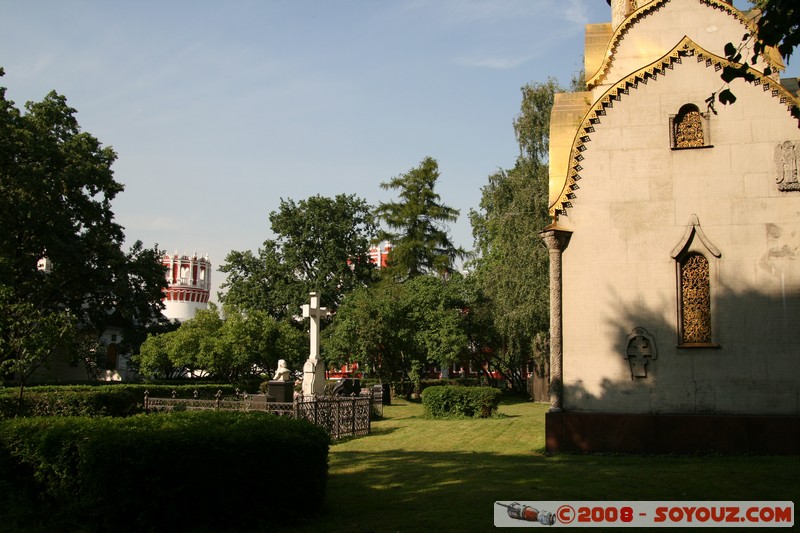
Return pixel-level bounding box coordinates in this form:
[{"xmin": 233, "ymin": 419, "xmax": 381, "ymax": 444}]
[
  {"xmin": 586, "ymin": 0, "xmax": 774, "ymax": 89},
  {"xmin": 550, "ymin": 35, "xmax": 800, "ymax": 219}
]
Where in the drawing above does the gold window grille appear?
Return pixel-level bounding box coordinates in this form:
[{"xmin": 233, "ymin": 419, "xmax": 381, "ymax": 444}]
[
  {"xmin": 679, "ymin": 253, "xmax": 711, "ymax": 343},
  {"xmin": 670, "ymin": 104, "xmax": 711, "ymax": 149}
]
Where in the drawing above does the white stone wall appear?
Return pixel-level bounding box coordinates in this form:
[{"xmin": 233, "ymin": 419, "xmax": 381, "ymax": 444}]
[
  {"xmin": 595, "ymin": 0, "xmax": 776, "ymax": 101},
  {"xmin": 163, "ymin": 300, "xmax": 208, "ymax": 322},
  {"xmin": 561, "ymin": 47, "xmax": 800, "ymax": 414}
]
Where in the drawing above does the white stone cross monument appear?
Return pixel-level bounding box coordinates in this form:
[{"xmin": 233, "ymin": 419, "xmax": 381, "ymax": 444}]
[{"xmin": 301, "ymin": 292, "xmax": 331, "ymax": 397}]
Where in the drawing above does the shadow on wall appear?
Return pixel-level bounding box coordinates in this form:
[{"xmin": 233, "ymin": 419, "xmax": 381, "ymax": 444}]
[{"xmin": 565, "ymin": 283, "xmax": 800, "ymax": 415}]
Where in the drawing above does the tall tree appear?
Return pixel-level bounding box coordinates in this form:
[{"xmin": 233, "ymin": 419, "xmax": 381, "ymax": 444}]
[
  {"xmin": 323, "ymin": 279, "xmax": 410, "ymax": 382},
  {"xmin": 0, "ymin": 69, "xmax": 167, "ymax": 382},
  {"xmin": 376, "ymin": 157, "xmax": 466, "ymax": 279},
  {"xmin": 219, "ymin": 194, "xmax": 378, "ymax": 318},
  {"xmin": 469, "ymin": 78, "xmax": 562, "ymax": 390},
  {"xmin": 324, "ymin": 273, "xmax": 469, "ymax": 388}
]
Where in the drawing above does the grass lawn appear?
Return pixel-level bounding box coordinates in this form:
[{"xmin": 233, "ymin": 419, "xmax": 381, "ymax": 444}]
[{"xmin": 290, "ymin": 398, "xmax": 799, "ymax": 532}]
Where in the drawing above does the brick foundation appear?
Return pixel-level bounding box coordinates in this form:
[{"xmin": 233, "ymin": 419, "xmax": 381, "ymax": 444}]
[{"xmin": 546, "ymin": 412, "xmax": 800, "ymax": 454}]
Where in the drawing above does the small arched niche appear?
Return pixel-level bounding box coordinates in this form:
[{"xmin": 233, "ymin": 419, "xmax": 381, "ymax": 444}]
[{"xmin": 670, "ymin": 103, "xmax": 712, "ymax": 150}]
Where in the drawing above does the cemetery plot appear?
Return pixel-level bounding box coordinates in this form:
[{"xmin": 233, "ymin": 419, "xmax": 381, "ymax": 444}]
[{"xmin": 144, "ymin": 389, "xmax": 375, "ymax": 439}]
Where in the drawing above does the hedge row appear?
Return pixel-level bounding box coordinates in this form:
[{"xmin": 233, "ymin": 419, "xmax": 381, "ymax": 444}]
[
  {"xmin": 421, "ymin": 385, "xmax": 502, "ymax": 419},
  {"xmin": 0, "ymin": 384, "xmax": 241, "ymax": 419},
  {"xmin": 0, "ymin": 411, "xmax": 330, "ymax": 531}
]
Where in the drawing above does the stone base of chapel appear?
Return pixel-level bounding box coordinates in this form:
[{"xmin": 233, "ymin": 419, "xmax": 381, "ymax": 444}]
[{"xmin": 545, "ymin": 412, "xmax": 800, "ymax": 455}]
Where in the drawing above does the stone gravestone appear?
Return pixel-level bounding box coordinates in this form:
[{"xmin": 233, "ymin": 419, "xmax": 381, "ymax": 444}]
[{"xmin": 301, "ymin": 292, "xmax": 331, "ymax": 397}]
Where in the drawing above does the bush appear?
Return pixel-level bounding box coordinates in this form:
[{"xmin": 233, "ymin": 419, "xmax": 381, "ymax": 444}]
[
  {"xmin": 0, "ymin": 411, "xmax": 330, "ymax": 531},
  {"xmin": 421, "ymin": 385, "xmax": 502, "ymax": 419},
  {"xmin": 0, "ymin": 384, "xmax": 242, "ymax": 419},
  {"xmin": 383, "ymin": 378, "xmax": 482, "ymax": 400}
]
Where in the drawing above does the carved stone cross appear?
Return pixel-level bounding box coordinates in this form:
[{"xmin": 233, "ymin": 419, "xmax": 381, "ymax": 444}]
[
  {"xmin": 301, "ymin": 292, "xmax": 331, "ymax": 397},
  {"xmin": 301, "ymin": 292, "xmax": 331, "ymax": 362},
  {"xmin": 625, "ymin": 327, "xmax": 658, "ymax": 379}
]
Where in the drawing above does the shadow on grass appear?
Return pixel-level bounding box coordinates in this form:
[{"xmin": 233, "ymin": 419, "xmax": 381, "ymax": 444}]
[
  {"xmin": 294, "ymin": 450, "xmax": 799, "ymax": 532},
  {"xmin": 368, "ymin": 426, "xmax": 400, "ymax": 436},
  {"xmin": 498, "ymin": 394, "xmax": 535, "ymax": 405}
]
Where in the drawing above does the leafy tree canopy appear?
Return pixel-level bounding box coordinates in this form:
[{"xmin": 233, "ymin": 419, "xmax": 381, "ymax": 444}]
[
  {"xmin": 0, "ymin": 68, "xmax": 168, "ymax": 382},
  {"xmin": 749, "ymin": 0, "xmax": 798, "ymax": 67},
  {"xmin": 323, "ymin": 274, "xmax": 469, "ymax": 384},
  {"xmin": 376, "ymin": 157, "xmax": 466, "ymax": 279},
  {"xmin": 468, "ymin": 78, "xmax": 564, "ymax": 390},
  {"xmin": 715, "ymin": 0, "xmax": 799, "ymax": 113},
  {"xmin": 134, "ymin": 304, "xmax": 305, "ymax": 383},
  {"xmin": 219, "ymin": 193, "xmax": 378, "ymax": 318}
]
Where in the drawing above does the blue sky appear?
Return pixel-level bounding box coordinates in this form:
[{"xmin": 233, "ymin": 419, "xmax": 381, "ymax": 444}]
[{"xmin": 1, "ymin": 1, "xmax": 795, "ymax": 300}]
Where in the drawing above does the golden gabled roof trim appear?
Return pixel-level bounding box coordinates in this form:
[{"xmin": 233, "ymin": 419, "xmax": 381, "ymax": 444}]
[
  {"xmin": 550, "ymin": 36, "xmax": 800, "ymax": 219},
  {"xmin": 585, "ymin": 0, "xmax": 771, "ymax": 89}
]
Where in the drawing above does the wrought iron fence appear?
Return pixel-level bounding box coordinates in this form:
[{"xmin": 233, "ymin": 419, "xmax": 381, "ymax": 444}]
[{"xmin": 144, "ymin": 389, "xmax": 376, "ymax": 439}]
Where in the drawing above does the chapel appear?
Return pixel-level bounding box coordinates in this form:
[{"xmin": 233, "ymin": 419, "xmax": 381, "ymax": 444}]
[{"xmin": 543, "ymin": 0, "xmax": 800, "ymax": 453}]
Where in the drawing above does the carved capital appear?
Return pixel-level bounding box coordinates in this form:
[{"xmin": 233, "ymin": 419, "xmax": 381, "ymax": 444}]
[{"xmin": 539, "ymin": 226, "xmax": 573, "ymax": 253}]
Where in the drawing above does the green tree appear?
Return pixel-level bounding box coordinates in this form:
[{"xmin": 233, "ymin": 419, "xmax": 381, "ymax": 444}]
[
  {"xmin": 136, "ymin": 330, "xmax": 182, "ymax": 379},
  {"xmin": 376, "ymin": 157, "xmax": 466, "ymax": 279},
  {"xmin": 324, "ymin": 274, "xmax": 469, "ymax": 388},
  {"xmin": 219, "ymin": 193, "xmax": 378, "ymax": 318},
  {"xmin": 182, "ymin": 305, "xmax": 225, "ymax": 377},
  {"xmin": 0, "ymin": 287, "xmax": 76, "ymax": 409},
  {"xmin": 0, "ymin": 69, "xmax": 168, "ymax": 382},
  {"xmin": 216, "ymin": 243, "xmax": 290, "ymax": 318},
  {"xmin": 323, "ymin": 279, "xmax": 409, "ymax": 382},
  {"xmin": 468, "ymin": 78, "xmax": 562, "ymax": 392},
  {"xmin": 212, "ymin": 307, "xmax": 305, "ymax": 383},
  {"xmin": 135, "ymin": 304, "xmax": 306, "ymax": 383},
  {"xmin": 404, "ymin": 275, "xmax": 468, "ymax": 371},
  {"xmin": 715, "ymin": 0, "xmax": 799, "ymax": 113},
  {"xmin": 135, "ymin": 308, "xmax": 218, "ymax": 380}
]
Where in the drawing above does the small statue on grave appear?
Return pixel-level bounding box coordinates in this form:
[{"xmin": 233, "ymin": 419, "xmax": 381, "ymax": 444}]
[{"xmin": 272, "ymin": 359, "xmax": 291, "ymax": 382}]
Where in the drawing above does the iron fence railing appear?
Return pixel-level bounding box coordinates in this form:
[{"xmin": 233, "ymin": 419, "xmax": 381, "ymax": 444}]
[{"xmin": 144, "ymin": 389, "xmax": 378, "ymax": 439}]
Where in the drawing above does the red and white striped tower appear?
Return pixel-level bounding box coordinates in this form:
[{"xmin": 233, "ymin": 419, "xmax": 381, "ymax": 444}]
[
  {"xmin": 161, "ymin": 250, "xmax": 211, "ymax": 322},
  {"xmin": 368, "ymin": 241, "xmax": 392, "ymax": 269}
]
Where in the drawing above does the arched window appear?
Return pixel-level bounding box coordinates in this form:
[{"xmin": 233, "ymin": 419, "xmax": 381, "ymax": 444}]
[
  {"xmin": 670, "ymin": 104, "xmax": 711, "ymax": 149},
  {"xmin": 679, "ymin": 253, "xmax": 711, "ymax": 344},
  {"xmin": 671, "ymin": 215, "xmax": 721, "ymax": 347}
]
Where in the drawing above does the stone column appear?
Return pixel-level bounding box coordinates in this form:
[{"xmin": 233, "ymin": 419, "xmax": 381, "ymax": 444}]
[{"xmin": 539, "ymin": 225, "xmax": 572, "ymax": 412}]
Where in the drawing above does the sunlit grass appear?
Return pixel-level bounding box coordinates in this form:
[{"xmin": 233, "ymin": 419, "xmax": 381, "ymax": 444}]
[{"xmin": 287, "ymin": 398, "xmax": 799, "ymax": 532}]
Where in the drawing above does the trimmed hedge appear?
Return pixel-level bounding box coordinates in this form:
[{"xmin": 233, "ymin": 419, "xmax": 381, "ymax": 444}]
[
  {"xmin": 0, "ymin": 384, "xmax": 241, "ymax": 419},
  {"xmin": 374, "ymin": 378, "xmax": 483, "ymax": 399},
  {"xmin": 0, "ymin": 411, "xmax": 330, "ymax": 531},
  {"xmin": 421, "ymin": 385, "xmax": 502, "ymax": 419}
]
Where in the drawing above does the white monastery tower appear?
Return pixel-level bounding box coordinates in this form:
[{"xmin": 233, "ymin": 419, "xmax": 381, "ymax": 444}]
[{"xmin": 162, "ymin": 250, "xmax": 211, "ymax": 322}]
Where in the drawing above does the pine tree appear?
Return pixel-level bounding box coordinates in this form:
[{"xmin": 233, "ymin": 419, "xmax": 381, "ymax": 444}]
[{"xmin": 376, "ymin": 157, "xmax": 466, "ymax": 279}]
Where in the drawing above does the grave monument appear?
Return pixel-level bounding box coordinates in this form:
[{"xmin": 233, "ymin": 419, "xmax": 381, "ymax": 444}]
[
  {"xmin": 268, "ymin": 359, "xmax": 294, "ymax": 402},
  {"xmin": 301, "ymin": 292, "xmax": 331, "ymax": 397}
]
